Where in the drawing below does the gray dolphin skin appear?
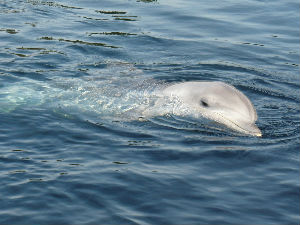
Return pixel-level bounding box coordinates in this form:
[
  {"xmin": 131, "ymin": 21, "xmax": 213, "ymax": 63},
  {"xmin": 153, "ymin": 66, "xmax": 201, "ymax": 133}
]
[{"xmin": 162, "ymin": 81, "xmax": 262, "ymax": 137}]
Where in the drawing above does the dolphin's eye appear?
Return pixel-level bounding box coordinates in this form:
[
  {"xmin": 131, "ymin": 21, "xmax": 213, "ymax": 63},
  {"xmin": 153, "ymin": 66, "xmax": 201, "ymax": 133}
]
[{"xmin": 200, "ymin": 100, "xmax": 209, "ymax": 107}]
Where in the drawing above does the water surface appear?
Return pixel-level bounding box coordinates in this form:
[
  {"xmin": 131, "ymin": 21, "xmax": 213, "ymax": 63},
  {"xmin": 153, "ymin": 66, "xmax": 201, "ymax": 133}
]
[{"xmin": 0, "ymin": 0, "xmax": 299, "ymax": 224}]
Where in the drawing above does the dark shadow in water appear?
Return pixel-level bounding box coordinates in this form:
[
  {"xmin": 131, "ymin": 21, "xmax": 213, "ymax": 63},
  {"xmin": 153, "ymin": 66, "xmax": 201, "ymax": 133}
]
[
  {"xmin": 87, "ymin": 32, "xmax": 137, "ymax": 37},
  {"xmin": 137, "ymin": 0, "xmax": 157, "ymax": 2},
  {"xmin": 38, "ymin": 36, "xmax": 119, "ymax": 48},
  {"xmin": 27, "ymin": 0, "xmax": 83, "ymax": 9},
  {"xmin": 0, "ymin": 28, "xmax": 18, "ymax": 34}
]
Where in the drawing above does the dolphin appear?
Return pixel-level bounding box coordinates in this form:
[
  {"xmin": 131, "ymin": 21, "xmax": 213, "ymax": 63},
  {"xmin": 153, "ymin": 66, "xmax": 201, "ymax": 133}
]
[{"xmin": 161, "ymin": 81, "xmax": 262, "ymax": 137}]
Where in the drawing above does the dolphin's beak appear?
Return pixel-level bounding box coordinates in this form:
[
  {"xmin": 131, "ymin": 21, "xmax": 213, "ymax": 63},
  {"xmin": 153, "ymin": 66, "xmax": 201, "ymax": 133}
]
[
  {"xmin": 250, "ymin": 124, "xmax": 262, "ymax": 137},
  {"xmin": 212, "ymin": 111, "xmax": 262, "ymax": 137},
  {"xmin": 255, "ymin": 130, "xmax": 262, "ymax": 137},
  {"xmin": 240, "ymin": 122, "xmax": 262, "ymax": 137}
]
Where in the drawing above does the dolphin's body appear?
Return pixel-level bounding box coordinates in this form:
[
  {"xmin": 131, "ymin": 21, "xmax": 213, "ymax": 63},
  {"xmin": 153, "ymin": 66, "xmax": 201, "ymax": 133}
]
[
  {"xmin": 162, "ymin": 81, "xmax": 261, "ymax": 136},
  {"xmin": 1, "ymin": 74, "xmax": 261, "ymax": 136}
]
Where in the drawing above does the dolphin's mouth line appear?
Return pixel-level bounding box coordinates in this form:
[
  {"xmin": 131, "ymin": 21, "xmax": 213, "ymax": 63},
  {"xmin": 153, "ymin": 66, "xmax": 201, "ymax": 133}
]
[
  {"xmin": 179, "ymin": 104, "xmax": 261, "ymax": 136},
  {"xmin": 213, "ymin": 111, "xmax": 261, "ymax": 137}
]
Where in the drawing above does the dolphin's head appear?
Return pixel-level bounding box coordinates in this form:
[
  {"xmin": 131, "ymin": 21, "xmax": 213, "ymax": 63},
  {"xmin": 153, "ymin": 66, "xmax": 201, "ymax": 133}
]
[
  {"xmin": 163, "ymin": 81, "xmax": 262, "ymax": 136},
  {"xmin": 195, "ymin": 82, "xmax": 261, "ymax": 136}
]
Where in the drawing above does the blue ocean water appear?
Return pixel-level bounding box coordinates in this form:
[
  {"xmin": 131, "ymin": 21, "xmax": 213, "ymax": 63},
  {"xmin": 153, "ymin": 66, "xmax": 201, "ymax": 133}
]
[{"xmin": 0, "ymin": 0, "xmax": 299, "ymax": 224}]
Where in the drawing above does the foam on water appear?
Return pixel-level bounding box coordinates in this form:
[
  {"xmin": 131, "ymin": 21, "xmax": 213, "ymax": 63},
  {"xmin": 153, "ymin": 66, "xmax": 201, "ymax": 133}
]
[{"xmin": 0, "ymin": 63, "xmax": 167, "ymax": 120}]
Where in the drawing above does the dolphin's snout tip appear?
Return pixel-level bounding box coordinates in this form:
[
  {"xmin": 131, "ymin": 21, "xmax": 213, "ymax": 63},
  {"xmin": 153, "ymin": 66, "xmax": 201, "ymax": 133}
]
[
  {"xmin": 256, "ymin": 132, "xmax": 262, "ymax": 137},
  {"xmin": 248, "ymin": 123, "xmax": 262, "ymax": 137},
  {"xmin": 253, "ymin": 128, "xmax": 262, "ymax": 137},
  {"xmin": 239, "ymin": 123, "xmax": 262, "ymax": 137}
]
